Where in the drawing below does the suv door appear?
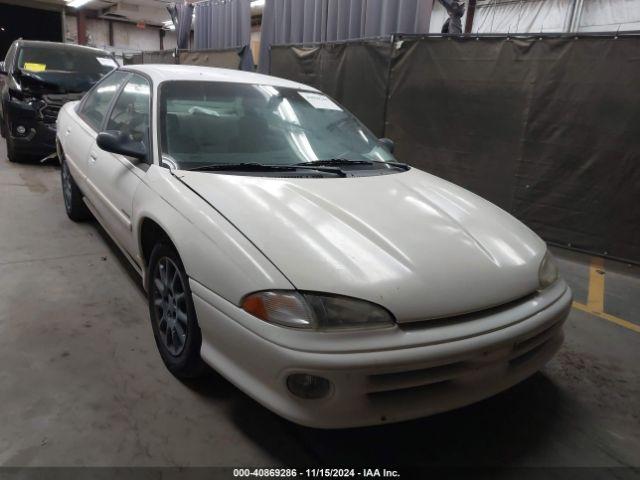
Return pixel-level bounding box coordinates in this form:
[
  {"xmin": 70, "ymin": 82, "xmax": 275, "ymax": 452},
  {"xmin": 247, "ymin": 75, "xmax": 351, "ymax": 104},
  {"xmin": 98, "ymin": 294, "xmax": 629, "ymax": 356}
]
[
  {"xmin": 87, "ymin": 73, "xmax": 151, "ymax": 261},
  {"xmin": 0, "ymin": 42, "xmax": 17, "ymax": 136},
  {"xmin": 64, "ymin": 70, "xmax": 130, "ymax": 191}
]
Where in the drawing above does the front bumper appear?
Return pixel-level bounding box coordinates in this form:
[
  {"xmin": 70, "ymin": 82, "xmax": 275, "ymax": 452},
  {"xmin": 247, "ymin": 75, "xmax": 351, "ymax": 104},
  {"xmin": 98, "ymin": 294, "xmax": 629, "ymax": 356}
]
[
  {"xmin": 4, "ymin": 93, "xmax": 79, "ymax": 157},
  {"xmin": 190, "ymin": 279, "xmax": 572, "ymax": 428},
  {"xmin": 8, "ymin": 120, "xmax": 57, "ymax": 156}
]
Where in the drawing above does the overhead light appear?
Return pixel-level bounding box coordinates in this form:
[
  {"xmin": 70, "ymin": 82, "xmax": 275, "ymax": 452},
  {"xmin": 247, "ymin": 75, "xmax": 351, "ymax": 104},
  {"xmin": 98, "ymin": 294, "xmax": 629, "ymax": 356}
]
[
  {"xmin": 251, "ymin": 0, "xmax": 265, "ymax": 6},
  {"xmin": 66, "ymin": 0, "xmax": 93, "ymax": 8}
]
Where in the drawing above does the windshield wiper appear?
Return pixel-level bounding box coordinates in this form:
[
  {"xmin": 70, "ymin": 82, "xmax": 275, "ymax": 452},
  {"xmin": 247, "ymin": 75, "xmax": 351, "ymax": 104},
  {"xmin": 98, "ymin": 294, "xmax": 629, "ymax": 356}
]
[
  {"xmin": 296, "ymin": 159, "xmax": 373, "ymax": 166},
  {"xmin": 187, "ymin": 162, "xmax": 291, "ymax": 172},
  {"xmin": 297, "ymin": 158, "xmax": 410, "ymax": 170},
  {"xmin": 371, "ymin": 159, "xmax": 410, "ymax": 170},
  {"xmin": 186, "ymin": 162, "xmax": 347, "ymax": 177}
]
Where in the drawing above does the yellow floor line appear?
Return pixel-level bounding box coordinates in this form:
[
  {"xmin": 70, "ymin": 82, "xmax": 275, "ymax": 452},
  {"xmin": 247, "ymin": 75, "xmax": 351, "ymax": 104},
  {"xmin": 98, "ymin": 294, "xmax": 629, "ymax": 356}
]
[
  {"xmin": 571, "ymin": 256, "xmax": 640, "ymax": 334},
  {"xmin": 573, "ymin": 301, "xmax": 640, "ymax": 334},
  {"xmin": 587, "ymin": 256, "xmax": 605, "ymax": 312}
]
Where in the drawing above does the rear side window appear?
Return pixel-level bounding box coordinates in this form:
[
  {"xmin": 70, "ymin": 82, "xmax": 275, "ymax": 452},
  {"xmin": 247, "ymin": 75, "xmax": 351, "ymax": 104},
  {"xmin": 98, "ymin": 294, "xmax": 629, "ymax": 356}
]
[{"xmin": 79, "ymin": 71, "xmax": 130, "ymax": 131}]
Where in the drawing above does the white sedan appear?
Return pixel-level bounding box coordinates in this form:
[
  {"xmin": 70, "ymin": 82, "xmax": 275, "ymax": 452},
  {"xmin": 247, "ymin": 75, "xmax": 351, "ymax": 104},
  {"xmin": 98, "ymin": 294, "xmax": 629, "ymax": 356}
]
[{"xmin": 56, "ymin": 64, "xmax": 572, "ymax": 428}]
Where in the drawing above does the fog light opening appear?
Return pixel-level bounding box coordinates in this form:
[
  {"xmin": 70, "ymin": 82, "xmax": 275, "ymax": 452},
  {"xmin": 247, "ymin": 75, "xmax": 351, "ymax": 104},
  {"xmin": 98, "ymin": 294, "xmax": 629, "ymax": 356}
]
[
  {"xmin": 286, "ymin": 373, "xmax": 331, "ymax": 400},
  {"xmin": 16, "ymin": 125, "xmax": 27, "ymax": 136}
]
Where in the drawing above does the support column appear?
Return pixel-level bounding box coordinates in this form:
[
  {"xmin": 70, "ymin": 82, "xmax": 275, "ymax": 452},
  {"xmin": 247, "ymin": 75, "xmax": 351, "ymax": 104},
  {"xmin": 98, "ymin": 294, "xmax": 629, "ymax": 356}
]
[
  {"xmin": 465, "ymin": 0, "xmax": 477, "ymax": 34},
  {"xmin": 61, "ymin": 7, "xmax": 66, "ymax": 43},
  {"xmin": 108, "ymin": 20, "xmax": 114, "ymax": 46},
  {"xmin": 76, "ymin": 9, "xmax": 87, "ymax": 45}
]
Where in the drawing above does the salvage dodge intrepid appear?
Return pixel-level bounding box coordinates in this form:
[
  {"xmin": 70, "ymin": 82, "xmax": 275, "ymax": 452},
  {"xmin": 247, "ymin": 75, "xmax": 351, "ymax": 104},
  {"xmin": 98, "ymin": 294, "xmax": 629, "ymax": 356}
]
[{"xmin": 56, "ymin": 65, "xmax": 572, "ymax": 428}]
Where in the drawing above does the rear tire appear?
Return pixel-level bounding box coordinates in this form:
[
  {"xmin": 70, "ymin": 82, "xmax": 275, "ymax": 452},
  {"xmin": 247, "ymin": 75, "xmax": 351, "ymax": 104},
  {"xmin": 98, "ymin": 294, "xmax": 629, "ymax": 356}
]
[
  {"xmin": 60, "ymin": 157, "xmax": 92, "ymax": 221},
  {"xmin": 147, "ymin": 243, "xmax": 207, "ymax": 379}
]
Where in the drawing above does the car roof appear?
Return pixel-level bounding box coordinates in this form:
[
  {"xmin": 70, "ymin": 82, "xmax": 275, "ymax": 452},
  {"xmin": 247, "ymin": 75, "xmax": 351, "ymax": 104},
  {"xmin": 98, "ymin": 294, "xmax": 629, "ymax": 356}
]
[
  {"xmin": 122, "ymin": 64, "xmax": 319, "ymax": 91},
  {"xmin": 16, "ymin": 40, "xmax": 111, "ymax": 55}
]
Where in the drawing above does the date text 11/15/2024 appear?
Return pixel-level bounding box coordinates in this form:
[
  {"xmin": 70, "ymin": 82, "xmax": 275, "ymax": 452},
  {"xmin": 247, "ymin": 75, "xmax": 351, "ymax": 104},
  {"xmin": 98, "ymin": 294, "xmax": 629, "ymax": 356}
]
[{"xmin": 232, "ymin": 469, "xmax": 401, "ymax": 478}]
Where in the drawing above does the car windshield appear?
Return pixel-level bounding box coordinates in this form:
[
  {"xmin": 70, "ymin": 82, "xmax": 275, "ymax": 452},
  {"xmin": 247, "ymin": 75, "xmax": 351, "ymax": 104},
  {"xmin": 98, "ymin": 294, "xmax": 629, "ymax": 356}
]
[
  {"xmin": 159, "ymin": 81, "xmax": 397, "ymax": 170},
  {"xmin": 17, "ymin": 46, "xmax": 117, "ymax": 75}
]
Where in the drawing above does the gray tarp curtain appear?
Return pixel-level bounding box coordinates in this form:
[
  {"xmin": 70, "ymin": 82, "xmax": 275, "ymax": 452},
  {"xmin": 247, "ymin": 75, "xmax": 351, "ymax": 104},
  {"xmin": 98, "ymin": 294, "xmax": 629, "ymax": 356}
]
[
  {"xmin": 271, "ymin": 41, "xmax": 391, "ymax": 135},
  {"xmin": 270, "ymin": 35, "xmax": 640, "ymax": 264},
  {"xmin": 258, "ymin": 0, "xmax": 432, "ymax": 73},
  {"xmin": 167, "ymin": 2, "xmax": 194, "ymax": 49},
  {"xmin": 123, "ymin": 47, "xmax": 247, "ymax": 70},
  {"xmin": 193, "ymin": 0, "xmax": 254, "ymax": 70},
  {"xmin": 139, "ymin": 50, "xmax": 178, "ymax": 64},
  {"xmin": 179, "ymin": 47, "xmax": 247, "ymax": 69}
]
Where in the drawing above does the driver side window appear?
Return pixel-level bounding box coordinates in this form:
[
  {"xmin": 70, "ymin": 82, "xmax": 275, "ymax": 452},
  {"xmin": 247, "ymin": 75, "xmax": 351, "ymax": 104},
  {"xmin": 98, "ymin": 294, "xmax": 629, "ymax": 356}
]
[
  {"xmin": 106, "ymin": 74, "xmax": 151, "ymax": 150},
  {"xmin": 80, "ymin": 71, "xmax": 129, "ymax": 131}
]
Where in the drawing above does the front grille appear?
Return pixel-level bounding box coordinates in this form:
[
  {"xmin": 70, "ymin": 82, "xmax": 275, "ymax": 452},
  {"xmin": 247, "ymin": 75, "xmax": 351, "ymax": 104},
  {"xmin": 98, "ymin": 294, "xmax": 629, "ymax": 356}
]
[
  {"xmin": 399, "ymin": 291, "xmax": 538, "ymax": 331},
  {"xmin": 38, "ymin": 93, "xmax": 83, "ymax": 124}
]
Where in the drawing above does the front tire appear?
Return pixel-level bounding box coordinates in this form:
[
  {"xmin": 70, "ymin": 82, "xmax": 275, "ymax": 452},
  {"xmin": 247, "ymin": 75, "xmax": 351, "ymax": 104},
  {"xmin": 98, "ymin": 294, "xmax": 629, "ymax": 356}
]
[
  {"xmin": 4, "ymin": 115, "xmax": 25, "ymax": 163},
  {"xmin": 147, "ymin": 243, "xmax": 207, "ymax": 379},
  {"xmin": 60, "ymin": 157, "xmax": 91, "ymax": 221},
  {"xmin": 6, "ymin": 134, "xmax": 25, "ymax": 163}
]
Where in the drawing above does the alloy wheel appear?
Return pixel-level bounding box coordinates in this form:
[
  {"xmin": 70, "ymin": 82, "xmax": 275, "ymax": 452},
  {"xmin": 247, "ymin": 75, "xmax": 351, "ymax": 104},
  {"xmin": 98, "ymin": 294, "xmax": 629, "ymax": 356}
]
[
  {"xmin": 62, "ymin": 162, "xmax": 73, "ymax": 211},
  {"xmin": 152, "ymin": 256, "xmax": 188, "ymax": 356}
]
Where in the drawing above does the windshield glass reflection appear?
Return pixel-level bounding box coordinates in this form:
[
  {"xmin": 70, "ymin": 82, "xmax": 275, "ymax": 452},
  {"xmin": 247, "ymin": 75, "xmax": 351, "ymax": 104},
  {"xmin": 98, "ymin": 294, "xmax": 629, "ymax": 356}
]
[{"xmin": 159, "ymin": 81, "xmax": 397, "ymax": 170}]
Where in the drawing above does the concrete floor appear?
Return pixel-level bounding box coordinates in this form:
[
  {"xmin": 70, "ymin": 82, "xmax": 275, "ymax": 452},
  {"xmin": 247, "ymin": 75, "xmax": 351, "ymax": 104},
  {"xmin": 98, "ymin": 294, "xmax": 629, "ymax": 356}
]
[{"xmin": 0, "ymin": 139, "xmax": 639, "ymax": 469}]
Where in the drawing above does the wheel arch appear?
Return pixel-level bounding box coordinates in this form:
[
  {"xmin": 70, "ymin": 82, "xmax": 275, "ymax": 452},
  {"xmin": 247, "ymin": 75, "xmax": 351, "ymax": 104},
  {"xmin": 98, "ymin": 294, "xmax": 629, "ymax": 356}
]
[{"xmin": 137, "ymin": 216, "xmax": 182, "ymax": 290}]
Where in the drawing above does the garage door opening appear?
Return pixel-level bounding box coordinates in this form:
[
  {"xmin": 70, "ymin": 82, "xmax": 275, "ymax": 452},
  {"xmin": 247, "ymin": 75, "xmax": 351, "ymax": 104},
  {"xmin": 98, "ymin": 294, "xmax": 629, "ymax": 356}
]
[{"xmin": 0, "ymin": 3, "xmax": 63, "ymax": 59}]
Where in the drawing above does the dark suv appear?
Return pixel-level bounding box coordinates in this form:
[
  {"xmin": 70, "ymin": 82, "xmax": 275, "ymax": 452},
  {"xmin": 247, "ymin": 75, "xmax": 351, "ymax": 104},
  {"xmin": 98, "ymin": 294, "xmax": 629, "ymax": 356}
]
[{"xmin": 0, "ymin": 40, "xmax": 117, "ymax": 162}]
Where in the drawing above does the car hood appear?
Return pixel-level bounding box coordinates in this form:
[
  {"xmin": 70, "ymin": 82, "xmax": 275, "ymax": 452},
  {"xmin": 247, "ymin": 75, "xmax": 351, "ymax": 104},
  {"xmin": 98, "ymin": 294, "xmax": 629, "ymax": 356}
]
[
  {"xmin": 177, "ymin": 168, "xmax": 546, "ymax": 323},
  {"xmin": 19, "ymin": 70, "xmax": 100, "ymax": 94}
]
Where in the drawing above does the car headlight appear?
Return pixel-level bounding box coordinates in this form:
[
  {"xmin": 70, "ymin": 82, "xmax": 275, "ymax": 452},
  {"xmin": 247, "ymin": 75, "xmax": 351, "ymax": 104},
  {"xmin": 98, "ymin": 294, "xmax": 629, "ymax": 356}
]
[
  {"xmin": 241, "ymin": 290, "xmax": 395, "ymax": 331},
  {"xmin": 538, "ymin": 251, "xmax": 559, "ymax": 290}
]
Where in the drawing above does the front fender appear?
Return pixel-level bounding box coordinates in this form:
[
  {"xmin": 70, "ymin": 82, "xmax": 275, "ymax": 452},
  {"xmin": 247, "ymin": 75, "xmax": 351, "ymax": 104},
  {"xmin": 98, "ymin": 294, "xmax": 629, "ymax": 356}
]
[{"xmin": 132, "ymin": 166, "xmax": 293, "ymax": 306}]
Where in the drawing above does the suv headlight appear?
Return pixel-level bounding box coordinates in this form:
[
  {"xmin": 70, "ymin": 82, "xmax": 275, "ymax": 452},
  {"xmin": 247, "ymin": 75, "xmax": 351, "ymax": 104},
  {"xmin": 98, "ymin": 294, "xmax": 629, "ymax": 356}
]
[
  {"xmin": 241, "ymin": 290, "xmax": 395, "ymax": 331},
  {"xmin": 538, "ymin": 251, "xmax": 559, "ymax": 290}
]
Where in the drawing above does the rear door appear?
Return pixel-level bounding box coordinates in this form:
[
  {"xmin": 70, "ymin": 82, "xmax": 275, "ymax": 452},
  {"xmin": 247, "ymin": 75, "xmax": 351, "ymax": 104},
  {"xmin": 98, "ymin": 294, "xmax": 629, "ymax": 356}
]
[
  {"xmin": 63, "ymin": 70, "xmax": 130, "ymax": 190},
  {"xmin": 86, "ymin": 73, "xmax": 151, "ymax": 259}
]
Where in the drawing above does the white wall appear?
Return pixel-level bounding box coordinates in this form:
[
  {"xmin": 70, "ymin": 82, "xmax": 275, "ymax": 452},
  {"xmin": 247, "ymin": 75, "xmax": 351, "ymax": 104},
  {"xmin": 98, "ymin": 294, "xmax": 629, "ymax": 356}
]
[
  {"xmin": 429, "ymin": 2, "xmax": 448, "ymax": 33},
  {"xmin": 65, "ymin": 15, "xmax": 177, "ymax": 53},
  {"xmin": 429, "ymin": 0, "xmax": 640, "ymax": 34},
  {"xmin": 250, "ymin": 29, "xmax": 261, "ymax": 63},
  {"xmin": 579, "ymin": 0, "xmax": 640, "ymax": 32},
  {"xmin": 113, "ymin": 21, "xmax": 160, "ymax": 51},
  {"xmin": 472, "ymin": 0, "xmax": 571, "ymax": 33}
]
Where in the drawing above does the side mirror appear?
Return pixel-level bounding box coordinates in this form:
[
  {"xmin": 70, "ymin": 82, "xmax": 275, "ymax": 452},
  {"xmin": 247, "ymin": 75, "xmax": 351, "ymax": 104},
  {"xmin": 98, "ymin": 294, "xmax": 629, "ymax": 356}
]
[
  {"xmin": 96, "ymin": 130, "xmax": 147, "ymax": 161},
  {"xmin": 378, "ymin": 137, "xmax": 394, "ymax": 154},
  {"xmin": 0, "ymin": 61, "xmax": 6, "ymax": 75}
]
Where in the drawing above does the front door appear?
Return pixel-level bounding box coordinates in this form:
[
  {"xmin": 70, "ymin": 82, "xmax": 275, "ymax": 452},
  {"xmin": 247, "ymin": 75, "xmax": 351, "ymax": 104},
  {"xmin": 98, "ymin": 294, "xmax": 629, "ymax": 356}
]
[
  {"xmin": 65, "ymin": 70, "xmax": 130, "ymax": 191},
  {"xmin": 86, "ymin": 73, "xmax": 151, "ymax": 260}
]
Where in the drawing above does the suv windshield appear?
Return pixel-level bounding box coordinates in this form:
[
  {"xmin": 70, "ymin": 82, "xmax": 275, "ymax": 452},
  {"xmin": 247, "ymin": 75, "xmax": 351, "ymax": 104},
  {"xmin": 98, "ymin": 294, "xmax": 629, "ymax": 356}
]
[
  {"xmin": 17, "ymin": 46, "xmax": 117, "ymax": 75},
  {"xmin": 159, "ymin": 81, "xmax": 397, "ymax": 170}
]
